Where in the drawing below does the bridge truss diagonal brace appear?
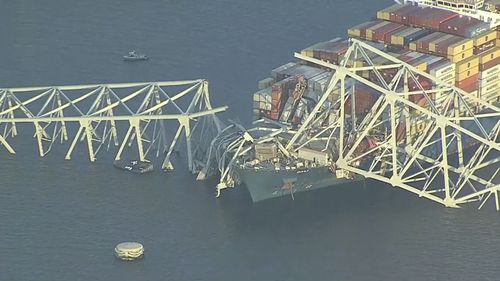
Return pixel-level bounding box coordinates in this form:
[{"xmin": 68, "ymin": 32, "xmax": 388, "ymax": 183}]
[
  {"xmin": 0, "ymin": 80, "xmax": 227, "ymax": 175},
  {"xmin": 294, "ymin": 39, "xmax": 500, "ymax": 210}
]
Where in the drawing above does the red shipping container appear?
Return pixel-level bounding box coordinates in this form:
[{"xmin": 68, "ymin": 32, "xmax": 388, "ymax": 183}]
[
  {"xmin": 372, "ymin": 22, "xmax": 405, "ymax": 43},
  {"xmin": 455, "ymin": 73, "xmax": 479, "ymax": 88},
  {"xmin": 369, "ymin": 68, "xmax": 399, "ymax": 85},
  {"xmin": 459, "ymin": 82, "xmax": 479, "ymax": 93},
  {"xmin": 408, "ymin": 77, "xmax": 433, "ymax": 103},
  {"xmin": 345, "ymin": 84, "xmax": 381, "ymax": 115},
  {"xmin": 269, "ymin": 110, "xmax": 280, "ymax": 120},
  {"xmin": 349, "ymin": 21, "xmax": 381, "ymax": 39},
  {"xmin": 434, "ymin": 36, "xmax": 464, "ymax": 56},
  {"xmin": 474, "ymin": 40, "xmax": 496, "ymax": 55},
  {"xmin": 409, "ymin": 7, "xmax": 458, "ymax": 30},
  {"xmin": 414, "ymin": 32, "xmax": 444, "ymax": 53},
  {"xmin": 479, "ymin": 56, "xmax": 500, "ymax": 71},
  {"xmin": 438, "ymin": 15, "xmax": 489, "ymax": 38},
  {"xmin": 409, "ymin": 76, "xmax": 432, "ymax": 91},
  {"xmin": 390, "ymin": 5, "xmax": 421, "ymax": 25}
]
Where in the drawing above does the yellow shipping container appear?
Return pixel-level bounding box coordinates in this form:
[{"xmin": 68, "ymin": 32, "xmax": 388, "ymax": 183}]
[
  {"xmin": 391, "ymin": 30, "xmax": 409, "ymax": 46},
  {"xmin": 376, "ymin": 4, "xmax": 399, "ymax": 21},
  {"xmin": 479, "ymin": 47, "xmax": 500, "ymax": 65},
  {"xmin": 447, "ymin": 38, "xmax": 474, "ymax": 57},
  {"xmin": 408, "ymin": 58, "xmax": 427, "ymax": 72},
  {"xmin": 348, "ymin": 29, "xmax": 361, "ymax": 38},
  {"xmin": 474, "ymin": 29, "xmax": 497, "ymax": 46},
  {"xmin": 409, "ymin": 42, "xmax": 417, "ymax": 51},
  {"xmin": 300, "ymin": 49, "xmax": 314, "ymax": 58},
  {"xmin": 447, "ymin": 48, "xmax": 474, "ymax": 63},
  {"xmin": 455, "ymin": 66, "xmax": 479, "ymax": 81},
  {"xmin": 455, "ymin": 56, "xmax": 480, "ymax": 74},
  {"xmin": 365, "ymin": 21, "xmax": 389, "ymax": 41}
]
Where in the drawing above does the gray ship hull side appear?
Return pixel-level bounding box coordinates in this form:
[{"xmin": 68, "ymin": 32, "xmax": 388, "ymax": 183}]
[{"xmin": 236, "ymin": 166, "xmax": 363, "ymax": 202}]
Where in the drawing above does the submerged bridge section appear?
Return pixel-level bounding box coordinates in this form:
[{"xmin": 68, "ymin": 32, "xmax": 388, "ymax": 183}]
[
  {"xmin": 206, "ymin": 39, "xmax": 500, "ymax": 210},
  {"xmin": 0, "ymin": 80, "xmax": 226, "ymax": 173}
]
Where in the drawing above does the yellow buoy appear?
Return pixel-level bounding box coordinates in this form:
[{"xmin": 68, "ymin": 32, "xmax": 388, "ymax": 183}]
[{"xmin": 114, "ymin": 242, "xmax": 144, "ymax": 261}]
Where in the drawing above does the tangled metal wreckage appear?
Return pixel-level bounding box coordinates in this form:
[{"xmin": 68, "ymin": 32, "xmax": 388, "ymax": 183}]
[{"xmin": 0, "ymin": 40, "xmax": 499, "ymax": 210}]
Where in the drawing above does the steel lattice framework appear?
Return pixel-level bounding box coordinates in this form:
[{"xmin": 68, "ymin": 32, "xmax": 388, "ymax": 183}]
[
  {"xmin": 0, "ymin": 80, "xmax": 226, "ymax": 173},
  {"xmin": 203, "ymin": 39, "xmax": 500, "ymax": 210},
  {"xmin": 292, "ymin": 39, "xmax": 500, "ymax": 210}
]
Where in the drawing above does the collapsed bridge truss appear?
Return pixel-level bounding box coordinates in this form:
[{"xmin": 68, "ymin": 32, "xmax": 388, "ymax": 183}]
[
  {"xmin": 206, "ymin": 39, "xmax": 500, "ymax": 210},
  {"xmin": 0, "ymin": 80, "xmax": 225, "ymax": 173}
]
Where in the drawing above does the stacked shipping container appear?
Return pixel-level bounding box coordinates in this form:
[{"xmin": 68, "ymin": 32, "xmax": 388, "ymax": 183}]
[
  {"xmin": 255, "ymin": 3, "xmax": 500, "ymax": 123},
  {"xmin": 353, "ymin": 3, "xmax": 499, "ymax": 102},
  {"xmin": 478, "ymin": 47, "xmax": 500, "ymax": 102}
]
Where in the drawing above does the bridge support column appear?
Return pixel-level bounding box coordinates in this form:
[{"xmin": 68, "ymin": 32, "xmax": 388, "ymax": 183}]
[
  {"xmin": 180, "ymin": 116, "xmax": 193, "ymax": 172},
  {"xmin": 115, "ymin": 125, "xmax": 133, "ymax": 161},
  {"xmin": 65, "ymin": 126, "xmax": 83, "ymax": 160},
  {"xmin": 130, "ymin": 119, "xmax": 145, "ymax": 161},
  {"xmin": 84, "ymin": 121, "xmax": 96, "ymax": 162},
  {"xmin": 162, "ymin": 124, "xmax": 183, "ymax": 171},
  {"xmin": 34, "ymin": 121, "xmax": 45, "ymax": 157},
  {"xmin": 0, "ymin": 134, "xmax": 15, "ymax": 154}
]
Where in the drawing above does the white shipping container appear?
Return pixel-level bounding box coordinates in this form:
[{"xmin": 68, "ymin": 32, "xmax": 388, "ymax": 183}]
[
  {"xmin": 480, "ymin": 92, "xmax": 499, "ymax": 103},
  {"xmin": 271, "ymin": 62, "xmax": 297, "ymax": 80},
  {"xmin": 478, "ymin": 73, "xmax": 500, "ymax": 87},
  {"xmin": 295, "ymin": 100, "xmax": 307, "ymax": 118},
  {"xmin": 436, "ymin": 72, "xmax": 455, "ymax": 84},
  {"xmin": 279, "ymin": 98, "xmax": 295, "ymax": 122},
  {"xmin": 276, "ymin": 64, "xmax": 326, "ymax": 81},
  {"xmin": 461, "ymin": 90, "xmax": 479, "ymax": 111},
  {"xmin": 429, "ymin": 62, "xmax": 455, "ymax": 78},
  {"xmin": 253, "ymin": 92, "xmax": 260, "ymax": 102},
  {"xmin": 479, "ymin": 84, "xmax": 499, "ymax": 98},
  {"xmin": 261, "ymin": 101, "xmax": 271, "ymax": 111},
  {"xmin": 298, "ymin": 147, "xmax": 330, "ymax": 165},
  {"xmin": 479, "ymin": 64, "xmax": 500, "ymax": 79},
  {"xmin": 308, "ymin": 72, "xmax": 333, "ymax": 93},
  {"xmin": 253, "ymin": 88, "xmax": 272, "ymax": 103},
  {"xmin": 305, "ymin": 89, "xmax": 322, "ymax": 102}
]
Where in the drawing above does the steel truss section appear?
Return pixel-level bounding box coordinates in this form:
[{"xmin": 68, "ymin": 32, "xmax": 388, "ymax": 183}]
[
  {"xmin": 0, "ymin": 80, "xmax": 226, "ymax": 173},
  {"xmin": 295, "ymin": 39, "xmax": 500, "ymax": 210},
  {"xmin": 198, "ymin": 120, "xmax": 294, "ymax": 197}
]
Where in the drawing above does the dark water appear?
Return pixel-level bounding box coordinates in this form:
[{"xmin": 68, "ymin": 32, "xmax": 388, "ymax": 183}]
[{"xmin": 1, "ymin": 1, "xmax": 499, "ymax": 280}]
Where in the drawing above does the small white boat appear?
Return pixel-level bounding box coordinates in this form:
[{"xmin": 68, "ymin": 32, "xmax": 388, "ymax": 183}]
[{"xmin": 123, "ymin": 50, "xmax": 148, "ymax": 61}]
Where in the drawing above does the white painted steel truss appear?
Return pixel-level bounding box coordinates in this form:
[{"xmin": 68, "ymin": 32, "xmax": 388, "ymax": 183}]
[
  {"xmin": 293, "ymin": 39, "xmax": 500, "ymax": 210},
  {"xmin": 0, "ymin": 80, "xmax": 226, "ymax": 173},
  {"xmin": 206, "ymin": 39, "xmax": 500, "ymax": 210}
]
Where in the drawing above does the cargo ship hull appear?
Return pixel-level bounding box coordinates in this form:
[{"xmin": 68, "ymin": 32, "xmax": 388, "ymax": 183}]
[{"xmin": 236, "ymin": 166, "xmax": 363, "ymax": 202}]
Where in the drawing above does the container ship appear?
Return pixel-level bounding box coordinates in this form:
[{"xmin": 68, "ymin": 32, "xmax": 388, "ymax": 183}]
[{"xmin": 233, "ymin": 0, "xmax": 500, "ymax": 202}]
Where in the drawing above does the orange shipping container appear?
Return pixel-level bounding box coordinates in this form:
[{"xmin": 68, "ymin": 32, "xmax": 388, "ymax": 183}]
[{"xmin": 456, "ymin": 73, "xmax": 479, "ymax": 87}]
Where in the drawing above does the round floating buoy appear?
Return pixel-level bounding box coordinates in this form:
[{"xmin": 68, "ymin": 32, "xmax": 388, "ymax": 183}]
[{"xmin": 114, "ymin": 242, "xmax": 144, "ymax": 261}]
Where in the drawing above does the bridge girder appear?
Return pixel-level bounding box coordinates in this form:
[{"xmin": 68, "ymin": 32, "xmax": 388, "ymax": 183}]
[
  {"xmin": 0, "ymin": 80, "xmax": 226, "ymax": 173},
  {"xmin": 296, "ymin": 39, "xmax": 500, "ymax": 210}
]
